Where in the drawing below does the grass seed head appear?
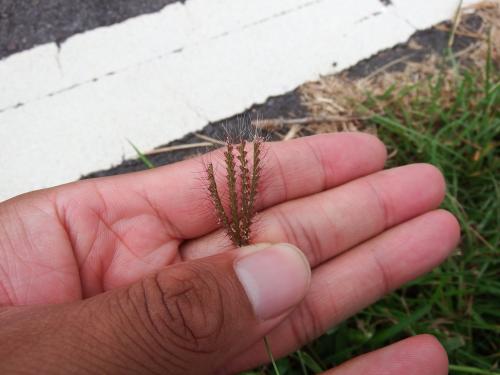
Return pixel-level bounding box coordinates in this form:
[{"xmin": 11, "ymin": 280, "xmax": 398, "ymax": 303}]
[{"xmin": 206, "ymin": 138, "xmax": 263, "ymax": 248}]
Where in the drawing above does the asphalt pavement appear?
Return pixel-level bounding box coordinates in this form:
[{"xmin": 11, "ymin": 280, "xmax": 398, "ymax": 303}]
[{"xmin": 0, "ymin": 0, "xmax": 181, "ymax": 59}]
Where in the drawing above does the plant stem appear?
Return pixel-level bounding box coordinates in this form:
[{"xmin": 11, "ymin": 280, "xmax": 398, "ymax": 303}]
[
  {"xmin": 127, "ymin": 140, "xmax": 155, "ymax": 169},
  {"xmin": 297, "ymin": 350, "xmax": 308, "ymax": 375},
  {"xmin": 449, "ymin": 365, "xmax": 500, "ymax": 375},
  {"xmin": 264, "ymin": 336, "xmax": 281, "ymax": 375}
]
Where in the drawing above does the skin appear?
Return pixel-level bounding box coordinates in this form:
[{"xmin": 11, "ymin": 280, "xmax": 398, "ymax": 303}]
[{"xmin": 0, "ymin": 133, "xmax": 458, "ymax": 374}]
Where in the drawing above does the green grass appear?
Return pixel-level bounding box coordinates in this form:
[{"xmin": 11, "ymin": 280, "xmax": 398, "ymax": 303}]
[
  {"xmin": 361, "ymin": 61, "xmax": 498, "ymax": 375},
  {"xmin": 252, "ymin": 56, "xmax": 499, "ymax": 373},
  {"xmin": 371, "ymin": 61, "xmax": 499, "ymax": 374},
  {"xmin": 127, "ymin": 139, "xmax": 155, "ymax": 169}
]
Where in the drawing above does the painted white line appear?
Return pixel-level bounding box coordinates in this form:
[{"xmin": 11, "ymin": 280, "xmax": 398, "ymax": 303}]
[
  {"xmin": 0, "ymin": 0, "xmax": 318, "ymax": 111},
  {"xmin": 0, "ymin": 66, "xmax": 203, "ymax": 201},
  {"xmin": 0, "ymin": 44, "xmax": 61, "ymax": 110},
  {"xmin": 393, "ymin": 0, "xmax": 478, "ymax": 29},
  {"xmin": 0, "ymin": 0, "xmax": 479, "ymax": 201}
]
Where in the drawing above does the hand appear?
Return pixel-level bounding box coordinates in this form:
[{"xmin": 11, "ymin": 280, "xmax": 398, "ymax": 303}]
[{"xmin": 0, "ymin": 133, "xmax": 458, "ymax": 374}]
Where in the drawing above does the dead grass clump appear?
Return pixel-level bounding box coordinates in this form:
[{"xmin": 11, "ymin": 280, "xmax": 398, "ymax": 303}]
[{"xmin": 296, "ymin": 1, "xmax": 499, "ymax": 139}]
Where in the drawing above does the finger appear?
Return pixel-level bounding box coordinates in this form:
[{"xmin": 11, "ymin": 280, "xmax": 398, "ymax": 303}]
[
  {"xmin": 323, "ymin": 335, "xmax": 448, "ymax": 375},
  {"xmin": 0, "ymin": 243, "xmax": 311, "ymax": 375},
  {"xmin": 60, "ymin": 133, "xmax": 386, "ymax": 239},
  {"xmin": 181, "ymin": 163, "xmax": 446, "ymax": 264},
  {"xmin": 225, "ymin": 209, "xmax": 460, "ymax": 372}
]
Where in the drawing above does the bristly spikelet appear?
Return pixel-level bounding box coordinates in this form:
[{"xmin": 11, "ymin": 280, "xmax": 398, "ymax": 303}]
[
  {"xmin": 224, "ymin": 141, "xmax": 241, "ymax": 246},
  {"xmin": 237, "ymin": 140, "xmax": 251, "ymax": 245},
  {"xmin": 206, "ymin": 163, "xmax": 237, "ymax": 245},
  {"xmin": 206, "ymin": 138, "xmax": 263, "ymax": 248},
  {"xmin": 249, "ymin": 138, "xmax": 262, "ymax": 216}
]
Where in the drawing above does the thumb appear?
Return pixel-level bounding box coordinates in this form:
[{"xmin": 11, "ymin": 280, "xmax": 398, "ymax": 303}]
[
  {"xmin": 0, "ymin": 243, "xmax": 310, "ymax": 374},
  {"xmin": 85, "ymin": 242, "xmax": 310, "ymax": 374}
]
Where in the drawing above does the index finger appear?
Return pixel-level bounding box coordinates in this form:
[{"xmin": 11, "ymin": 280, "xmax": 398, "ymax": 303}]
[{"xmin": 74, "ymin": 132, "xmax": 387, "ymax": 239}]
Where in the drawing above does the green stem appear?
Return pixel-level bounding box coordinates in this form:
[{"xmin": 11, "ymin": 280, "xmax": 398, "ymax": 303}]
[
  {"xmin": 297, "ymin": 350, "xmax": 308, "ymax": 375},
  {"xmin": 264, "ymin": 336, "xmax": 280, "ymax": 375},
  {"xmin": 449, "ymin": 365, "xmax": 500, "ymax": 375},
  {"xmin": 127, "ymin": 139, "xmax": 155, "ymax": 169}
]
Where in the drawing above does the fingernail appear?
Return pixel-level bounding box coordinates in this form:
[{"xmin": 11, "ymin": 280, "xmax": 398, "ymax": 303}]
[{"xmin": 234, "ymin": 243, "xmax": 311, "ymax": 320}]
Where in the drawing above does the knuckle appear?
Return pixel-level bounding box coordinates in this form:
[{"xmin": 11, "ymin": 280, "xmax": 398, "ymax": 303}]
[
  {"xmin": 140, "ymin": 263, "xmax": 227, "ymax": 354},
  {"xmin": 289, "ymin": 297, "xmax": 322, "ymax": 345}
]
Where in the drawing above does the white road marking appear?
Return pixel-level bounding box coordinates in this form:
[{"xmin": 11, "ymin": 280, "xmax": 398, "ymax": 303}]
[{"xmin": 0, "ymin": 0, "xmax": 479, "ymax": 201}]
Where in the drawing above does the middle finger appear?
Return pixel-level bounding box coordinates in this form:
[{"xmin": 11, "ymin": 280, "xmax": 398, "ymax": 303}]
[{"xmin": 181, "ymin": 163, "xmax": 446, "ymax": 266}]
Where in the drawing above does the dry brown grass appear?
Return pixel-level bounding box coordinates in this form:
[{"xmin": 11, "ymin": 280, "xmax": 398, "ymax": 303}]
[{"xmin": 293, "ymin": 1, "xmax": 500, "ymax": 139}]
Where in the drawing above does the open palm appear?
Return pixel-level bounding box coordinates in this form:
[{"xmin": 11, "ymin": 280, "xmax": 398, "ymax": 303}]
[{"xmin": 0, "ymin": 133, "xmax": 458, "ymax": 373}]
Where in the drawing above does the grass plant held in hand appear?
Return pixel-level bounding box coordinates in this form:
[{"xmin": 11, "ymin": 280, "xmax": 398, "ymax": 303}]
[{"xmin": 205, "ymin": 136, "xmax": 283, "ymax": 375}]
